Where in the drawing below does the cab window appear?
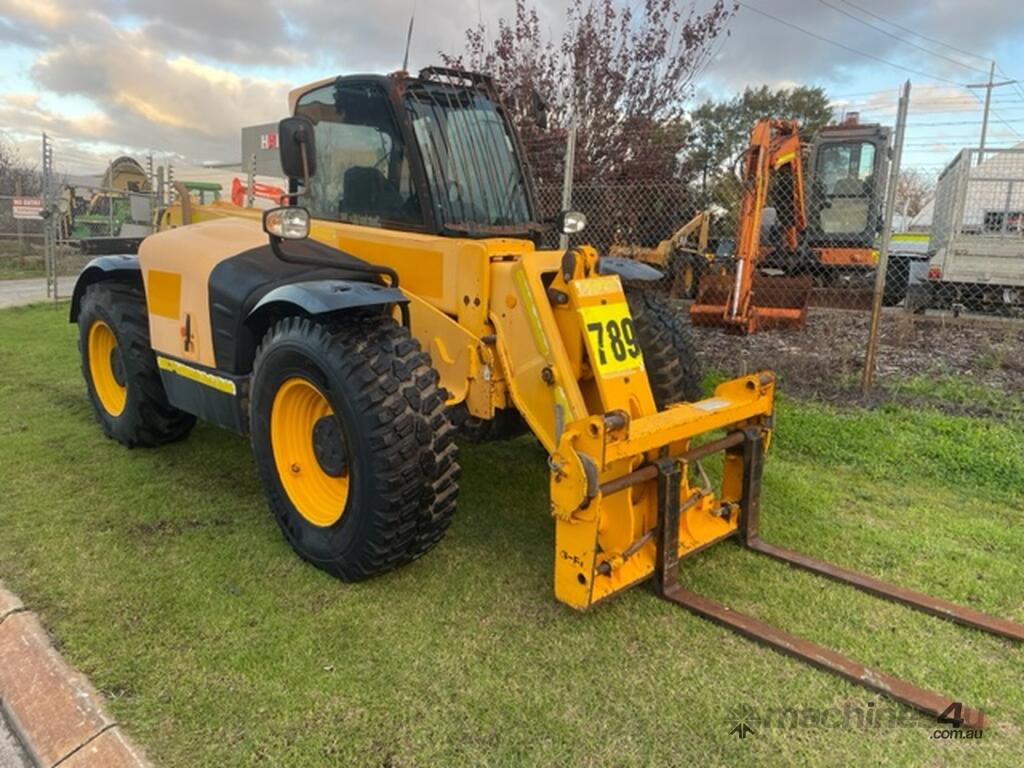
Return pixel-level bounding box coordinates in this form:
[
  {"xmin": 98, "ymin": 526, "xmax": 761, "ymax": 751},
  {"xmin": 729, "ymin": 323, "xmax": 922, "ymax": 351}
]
[{"xmin": 295, "ymin": 82, "xmax": 421, "ymax": 227}]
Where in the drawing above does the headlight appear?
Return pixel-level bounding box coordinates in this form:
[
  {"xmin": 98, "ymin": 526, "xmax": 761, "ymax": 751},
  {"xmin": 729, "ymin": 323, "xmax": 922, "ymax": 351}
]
[
  {"xmin": 561, "ymin": 210, "xmax": 587, "ymax": 234},
  {"xmin": 263, "ymin": 206, "xmax": 310, "ymax": 240}
]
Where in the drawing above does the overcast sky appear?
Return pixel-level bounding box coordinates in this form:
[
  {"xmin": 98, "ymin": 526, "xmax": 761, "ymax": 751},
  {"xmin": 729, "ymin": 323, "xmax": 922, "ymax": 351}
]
[{"xmin": 2, "ymin": 0, "xmax": 1023, "ymax": 175}]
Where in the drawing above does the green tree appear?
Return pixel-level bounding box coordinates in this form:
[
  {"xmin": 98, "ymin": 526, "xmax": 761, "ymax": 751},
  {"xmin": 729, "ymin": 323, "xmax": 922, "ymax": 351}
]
[{"xmin": 684, "ymin": 85, "xmax": 833, "ymax": 200}]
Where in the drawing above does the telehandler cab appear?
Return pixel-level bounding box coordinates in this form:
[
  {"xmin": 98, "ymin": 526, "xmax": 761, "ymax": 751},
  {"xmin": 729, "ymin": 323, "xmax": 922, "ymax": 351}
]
[{"xmin": 71, "ymin": 67, "xmax": 1021, "ymax": 726}]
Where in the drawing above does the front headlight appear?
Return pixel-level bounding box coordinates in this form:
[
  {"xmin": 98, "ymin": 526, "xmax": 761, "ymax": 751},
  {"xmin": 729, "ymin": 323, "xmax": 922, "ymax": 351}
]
[
  {"xmin": 561, "ymin": 210, "xmax": 587, "ymax": 235},
  {"xmin": 263, "ymin": 206, "xmax": 311, "ymax": 240}
]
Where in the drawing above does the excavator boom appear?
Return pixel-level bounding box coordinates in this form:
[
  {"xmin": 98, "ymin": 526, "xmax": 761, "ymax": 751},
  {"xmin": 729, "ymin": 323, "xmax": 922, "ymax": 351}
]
[{"xmin": 690, "ymin": 119, "xmax": 813, "ymax": 333}]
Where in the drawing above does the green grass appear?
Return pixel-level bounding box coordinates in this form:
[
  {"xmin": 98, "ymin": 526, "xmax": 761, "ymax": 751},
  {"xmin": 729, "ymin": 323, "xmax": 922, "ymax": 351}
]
[
  {"xmin": 1, "ymin": 303, "xmax": 1022, "ymax": 767},
  {"xmin": 885, "ymin": 374, "xmax": 1024, "ymax": 421}
]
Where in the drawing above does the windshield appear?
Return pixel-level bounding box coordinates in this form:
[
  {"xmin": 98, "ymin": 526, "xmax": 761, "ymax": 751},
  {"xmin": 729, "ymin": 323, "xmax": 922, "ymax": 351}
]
[
  {"xmin": 405, "ymin": 84, "xmax": 533, "ymax": 233},
  {"xmin": 815, "ymin": 141, "xmax": 876, "ymax": 235}
]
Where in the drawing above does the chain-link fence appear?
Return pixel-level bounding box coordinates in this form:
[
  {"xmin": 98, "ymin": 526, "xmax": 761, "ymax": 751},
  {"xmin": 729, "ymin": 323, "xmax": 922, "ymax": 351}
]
[
  {"xmin": 0, "ymin": 194, "xmax": 48, "ymax": 280},
  {"xmin": 522, "ymin": 82, "xmax": 1023, "ymax": 396}
]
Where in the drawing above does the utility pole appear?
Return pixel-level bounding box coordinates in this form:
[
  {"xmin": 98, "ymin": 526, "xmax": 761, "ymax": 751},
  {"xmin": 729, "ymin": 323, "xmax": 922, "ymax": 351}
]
[{"xmin": 966, "ymin": 61, "xmax": 1016, "ymax": 165}]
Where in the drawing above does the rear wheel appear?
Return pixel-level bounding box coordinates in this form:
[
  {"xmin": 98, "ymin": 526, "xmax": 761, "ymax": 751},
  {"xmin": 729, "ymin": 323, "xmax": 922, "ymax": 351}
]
[
  {"xmin": 249, "ymin": 315, "xmax": 460, "ymax": 581},
  {"xmin": 78, "ymin": 283, "xmax": 195, "ymax": 447},
  {"xmin": 625, "ymin": 288, "xmax": 703, "ymax": 406}
]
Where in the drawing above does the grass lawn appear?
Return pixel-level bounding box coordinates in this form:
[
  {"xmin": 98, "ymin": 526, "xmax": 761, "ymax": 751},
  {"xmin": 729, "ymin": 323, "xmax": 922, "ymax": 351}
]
[{"xmin": 1, "ymin": 302, "xmax": 1022, "ymax": 767}]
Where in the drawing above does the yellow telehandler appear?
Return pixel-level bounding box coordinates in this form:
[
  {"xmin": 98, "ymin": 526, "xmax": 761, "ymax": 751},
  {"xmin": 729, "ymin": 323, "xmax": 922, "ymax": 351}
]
[{"xmin": 70, "ymin": 68, "xmax": 1019, "ymax": 727}]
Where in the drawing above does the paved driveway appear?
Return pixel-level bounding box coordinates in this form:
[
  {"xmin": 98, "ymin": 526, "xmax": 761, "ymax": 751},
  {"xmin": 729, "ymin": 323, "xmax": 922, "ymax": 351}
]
[{"xmin": 0, "ymin": 279, "xmax": 51, "ymax": 309}]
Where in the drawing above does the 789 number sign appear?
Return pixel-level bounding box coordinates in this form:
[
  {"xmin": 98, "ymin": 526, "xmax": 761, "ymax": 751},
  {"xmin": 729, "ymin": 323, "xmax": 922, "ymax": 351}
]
[{"xmin": 579, "ymin": 303, "xmax": 645, "ymax": 376}]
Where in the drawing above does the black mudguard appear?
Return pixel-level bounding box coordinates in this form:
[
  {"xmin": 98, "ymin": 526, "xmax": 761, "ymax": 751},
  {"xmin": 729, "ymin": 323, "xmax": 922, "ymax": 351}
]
[
  {"xmin": 69, "ymin": 255, "xmax": 141, "ymax": 322},
  {"xmin": 209, "ymin": 240, "xmax": 409, "ymax": 374},
  {"xmin": 598, "ymin": 256, "xmax": 663, "ymax": 282}
]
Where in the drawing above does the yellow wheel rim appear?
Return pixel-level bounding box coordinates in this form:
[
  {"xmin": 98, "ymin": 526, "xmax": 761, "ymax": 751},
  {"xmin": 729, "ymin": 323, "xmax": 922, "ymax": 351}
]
[
  {"xmin": 270, "ymin": 377, "xmax": 350, "ymax": 527},
  {"xmin": 87, "ymin": 320, "xmax": 127, "ymax": 417}
]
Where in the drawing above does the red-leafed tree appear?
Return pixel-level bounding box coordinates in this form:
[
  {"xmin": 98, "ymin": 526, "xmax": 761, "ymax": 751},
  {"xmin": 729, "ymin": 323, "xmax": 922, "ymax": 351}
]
[{"xmin": 441, "ymin": 0, "xmax": 735, "ymax": 186}]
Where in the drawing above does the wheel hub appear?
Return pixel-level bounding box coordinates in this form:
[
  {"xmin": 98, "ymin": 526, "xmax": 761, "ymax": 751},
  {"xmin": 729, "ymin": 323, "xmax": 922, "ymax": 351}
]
[{"xmin": 312, "ymin": 416, "xmax": 347, "ymax": 477}]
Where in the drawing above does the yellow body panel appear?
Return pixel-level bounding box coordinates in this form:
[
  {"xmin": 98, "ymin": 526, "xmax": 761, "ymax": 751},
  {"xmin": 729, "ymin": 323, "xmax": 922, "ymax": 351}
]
[{"xmin": 141, "ymin": 217, "xmax": 268, "ymax": 367}]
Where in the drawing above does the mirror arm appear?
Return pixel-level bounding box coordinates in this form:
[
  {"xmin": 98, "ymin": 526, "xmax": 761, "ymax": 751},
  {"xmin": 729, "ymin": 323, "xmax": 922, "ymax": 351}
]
[{"xmin": 286, "ymin": 143, "xmax": 313, "ymax": 206}]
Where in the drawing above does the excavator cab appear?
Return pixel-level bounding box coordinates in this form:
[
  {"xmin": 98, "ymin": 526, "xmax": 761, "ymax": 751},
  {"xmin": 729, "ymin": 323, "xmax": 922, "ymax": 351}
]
[{"xmin": 804, "ymin": 117, "xmax": 891, "ymax": 269}]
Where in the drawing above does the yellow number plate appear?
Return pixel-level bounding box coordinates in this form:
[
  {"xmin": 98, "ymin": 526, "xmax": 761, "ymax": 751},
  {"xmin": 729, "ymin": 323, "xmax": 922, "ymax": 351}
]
[{"xmin": 579, "ymin": 303, "xmax": 645, "ymax": 377}]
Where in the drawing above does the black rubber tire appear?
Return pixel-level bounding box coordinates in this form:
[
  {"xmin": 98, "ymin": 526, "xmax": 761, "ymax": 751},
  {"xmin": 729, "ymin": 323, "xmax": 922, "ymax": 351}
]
[
  {"xmin": 447, "ymin": 403, "xmax": 527, "ymax": 442},
  {"xmin": 624, "ymin": 288, "xmax": 703, "ymax": 406},
  {"xmin": 78, "ymin": 283, "xmax": 196, "ymax": 447},
  {"xmin": 249, "ymin": 314, "xmax": 460, "ymax": 581}
]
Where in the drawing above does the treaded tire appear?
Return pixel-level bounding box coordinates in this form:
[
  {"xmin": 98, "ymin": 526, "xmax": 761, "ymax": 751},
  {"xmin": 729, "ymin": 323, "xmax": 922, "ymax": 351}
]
[
  {"xmin": 249, "ymin": 314, "xmax": 460, "ymax": 581},
  {"xmin": 78, "ymin": 283, "xmax": 195, "ymax": 447},
  {"xmin": 448, "ymin": 403, "xmax": 527, "ymax": 442},
  {"xmin": 625, "ymin": 288, "xmax": 703, "ymax": 406}
]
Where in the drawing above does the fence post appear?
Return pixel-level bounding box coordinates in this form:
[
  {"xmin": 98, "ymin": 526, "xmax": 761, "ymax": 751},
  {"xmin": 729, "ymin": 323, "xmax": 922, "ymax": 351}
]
[
  {"xmin": 862, "ymin": 80, "xmax": 911, "ymax": 391},
  {"xmin": 558, "ymin": 119, "xmax": 577, "ymax": 251}
]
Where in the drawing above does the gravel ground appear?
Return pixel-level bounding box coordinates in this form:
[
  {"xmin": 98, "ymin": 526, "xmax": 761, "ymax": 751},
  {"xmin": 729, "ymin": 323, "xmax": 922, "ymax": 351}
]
[{"xmin": 690, "ymin": 306, "xmax": 1024, "ymax": 412}]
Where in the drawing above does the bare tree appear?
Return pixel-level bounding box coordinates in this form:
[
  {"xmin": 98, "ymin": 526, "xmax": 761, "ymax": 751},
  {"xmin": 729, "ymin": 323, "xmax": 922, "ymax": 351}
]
[
  {"xmin": 442, "ymin": 0, "xmax": 735, "ymax": 185},
  {"xmin": 895, "ymin": 168, "xmax": 935, "ymax": 219},
  {"xmin": 0, "ymin": 136, "xmax": 41, "ymax": 196}
]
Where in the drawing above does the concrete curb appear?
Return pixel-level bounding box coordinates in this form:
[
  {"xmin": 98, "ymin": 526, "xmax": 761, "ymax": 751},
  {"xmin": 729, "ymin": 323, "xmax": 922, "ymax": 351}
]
[{"xmin": 0, "ymin": 582, "xmax": 152, "ymax": 768}]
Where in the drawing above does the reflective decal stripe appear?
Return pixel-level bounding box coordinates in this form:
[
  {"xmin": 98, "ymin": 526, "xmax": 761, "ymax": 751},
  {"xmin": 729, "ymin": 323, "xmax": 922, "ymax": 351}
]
[{"xmin": 157, "ymin": 356, "xmax": 237, "ymax": 395}]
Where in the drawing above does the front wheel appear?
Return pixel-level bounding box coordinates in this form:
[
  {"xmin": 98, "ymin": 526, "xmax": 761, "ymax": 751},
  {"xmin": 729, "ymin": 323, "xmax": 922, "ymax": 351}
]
[
  {"xmin": 624, "ymin": 288, "xmax": 703, "ymax": 406},
  {"xmin": 249, "ymin": 315, "xmax": 460, "ymax": 581}
]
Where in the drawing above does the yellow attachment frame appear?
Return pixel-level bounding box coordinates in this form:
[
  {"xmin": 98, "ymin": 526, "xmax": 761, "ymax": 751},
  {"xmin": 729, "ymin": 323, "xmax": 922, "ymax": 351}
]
[{"xmin": 488, "ymin": 245, "xmax": 775, "ymax": 609}]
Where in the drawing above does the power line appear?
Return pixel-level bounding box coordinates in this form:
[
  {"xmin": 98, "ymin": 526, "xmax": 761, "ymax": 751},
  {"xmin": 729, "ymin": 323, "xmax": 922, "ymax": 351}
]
[
  {"xmin": 735, "ymin": 2, "xmax": 965, "ymax": 86},
  {"xmin": 835, "ymin": 0, "xmax": 993, "ymax": 66},
  {"xmin": 814, "ymin": 0, "xmax": 991, "ymax": 77},
  {"xmin": 905, "ymin": 118, "xmax": 1024, "ymax": 127}
]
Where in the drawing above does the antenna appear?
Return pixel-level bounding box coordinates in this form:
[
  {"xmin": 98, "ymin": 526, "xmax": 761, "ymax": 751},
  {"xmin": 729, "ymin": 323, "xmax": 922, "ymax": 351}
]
[{"xmin": 402, "ymin": 0, "xmax": 417, "ymax": 72}]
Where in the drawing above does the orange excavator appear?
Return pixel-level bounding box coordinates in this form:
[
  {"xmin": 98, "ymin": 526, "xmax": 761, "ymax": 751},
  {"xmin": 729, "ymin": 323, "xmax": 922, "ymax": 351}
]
[
  {"xmin": 690, "ymin": 115, "xmax": 892, "ymax": 333},
  {"xmin": 690, "ymin": 119, "xmax": 814, "ymax": 334}
]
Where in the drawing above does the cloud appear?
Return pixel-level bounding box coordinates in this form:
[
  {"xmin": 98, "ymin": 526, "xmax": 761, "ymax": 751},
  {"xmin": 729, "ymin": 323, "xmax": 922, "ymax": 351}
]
[
  {"xmin": 704, "ymin": 0, "xmax": 1024, "ymax": 91},
  {"xmin": 1, "ymin": 0, "xmax": 1023, "ymax": 170},
  {"xmin": 3, "ymin": 13, "xmax": 289, "ymax": 162}
]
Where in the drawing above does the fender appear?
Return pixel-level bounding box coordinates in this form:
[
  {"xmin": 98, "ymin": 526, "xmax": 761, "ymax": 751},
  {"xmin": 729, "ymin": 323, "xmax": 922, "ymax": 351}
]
[
  {"xmin": 598, "ymin": 256, "xmax": 663, "ymax": 282},
  {"xmin": 238, "ymin": 279, "xmax": 409, "ymax": 372},
  {"xmin": 68, "ymin": 255, "xmax": 141, "ymax": 322},
  {"xmin": 246, "ymin": 279, "xmax": 408, "ymax": 321}
]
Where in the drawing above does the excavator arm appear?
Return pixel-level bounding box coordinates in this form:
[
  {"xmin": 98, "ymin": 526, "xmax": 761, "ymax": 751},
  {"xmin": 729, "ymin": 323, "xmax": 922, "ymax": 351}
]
[{"xmin": 690, "ymin": 119, "xmax": 813, "ymax": 333}]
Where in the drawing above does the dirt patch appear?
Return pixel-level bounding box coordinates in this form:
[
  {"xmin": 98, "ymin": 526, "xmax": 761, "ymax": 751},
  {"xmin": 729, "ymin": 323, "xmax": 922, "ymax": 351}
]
[{"xmin": 689, "ymin": 306, "xmax": 1024, "ymax": 414}]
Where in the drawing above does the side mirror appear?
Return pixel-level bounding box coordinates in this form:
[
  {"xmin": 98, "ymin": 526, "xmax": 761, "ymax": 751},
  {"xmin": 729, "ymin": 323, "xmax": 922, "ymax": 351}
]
[
  {"xmin": 263, "ymin": 206, "xmax": 310, "ymax": 240},
  {"xmin": 559, "ymin": 210, "xmax": 587, "ymax": 235},
  {"xmin": 278, "ymin": 116, "xmax": 317, "ymax": 183}
]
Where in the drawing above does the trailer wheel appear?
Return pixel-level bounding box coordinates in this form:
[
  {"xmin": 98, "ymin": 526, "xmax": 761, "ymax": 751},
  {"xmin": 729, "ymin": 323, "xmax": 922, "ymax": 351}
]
[
  {"xmin": 625, "ymin": 288, "xmax": 703, "ymax": 405},
  {"xmin": 249, "ymin": 314, "xmax": 460, "ymax": 580},
  {"xmin": 78, "ymin": 283, "xmax": 195, "ymax": 447}
]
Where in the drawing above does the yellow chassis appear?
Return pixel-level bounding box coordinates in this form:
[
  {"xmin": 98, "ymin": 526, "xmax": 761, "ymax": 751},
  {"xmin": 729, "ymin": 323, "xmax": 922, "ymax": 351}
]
[{"xmin": 160, "ymin": 203, "xmax": 773, "ymax": 609}]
